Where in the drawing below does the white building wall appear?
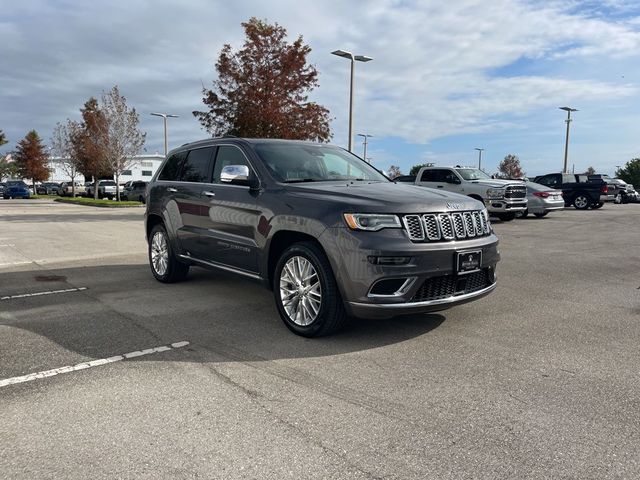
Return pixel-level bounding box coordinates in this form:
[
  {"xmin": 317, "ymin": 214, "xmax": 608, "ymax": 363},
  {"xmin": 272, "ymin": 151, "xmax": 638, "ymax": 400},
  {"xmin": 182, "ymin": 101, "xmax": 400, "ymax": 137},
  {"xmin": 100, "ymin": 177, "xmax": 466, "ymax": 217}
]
[{"xmin": 47, "ymin": 154, "xmax": 164, "ymax": 183}]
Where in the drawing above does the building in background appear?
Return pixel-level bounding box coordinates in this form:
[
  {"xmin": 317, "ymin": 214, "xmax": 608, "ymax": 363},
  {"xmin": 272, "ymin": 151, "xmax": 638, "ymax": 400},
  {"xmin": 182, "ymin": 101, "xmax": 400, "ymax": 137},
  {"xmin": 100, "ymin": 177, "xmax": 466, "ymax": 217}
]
[{"xmin": 47, "ymin": 154, "xmax": 164, "ymax": 183}]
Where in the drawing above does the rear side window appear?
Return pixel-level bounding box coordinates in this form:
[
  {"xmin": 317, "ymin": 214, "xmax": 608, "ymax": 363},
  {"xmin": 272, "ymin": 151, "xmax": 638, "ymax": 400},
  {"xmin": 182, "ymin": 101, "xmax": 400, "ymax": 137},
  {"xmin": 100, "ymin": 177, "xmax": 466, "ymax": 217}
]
[
  {"xmin": 420, "ymin": 169, "xmax": 448, "ymax": 182},
  {"xmin": 159, "ymin": 151, "xmax": 186, "ymax": 181},
  {"xmin": 181, "ymin": 147, "xmax": 214, "ymax": 183},
  {"xmin": 213, "ymin": 146, "xmax": 250, "ymax": 182}
]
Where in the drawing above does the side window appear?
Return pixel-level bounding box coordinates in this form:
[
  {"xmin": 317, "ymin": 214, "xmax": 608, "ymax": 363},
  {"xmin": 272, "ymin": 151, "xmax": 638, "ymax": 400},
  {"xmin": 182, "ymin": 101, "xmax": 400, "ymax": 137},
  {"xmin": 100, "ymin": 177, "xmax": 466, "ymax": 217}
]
[
  {"xmin": 213, "ymin": 146, "xmax": 249, "ymax": 182},
  {"xmin": 420, "ymin": 170, "xmax": 438, "ymax": 182},
  {"xmin": 180, "ymin": 147, "xmax": 214, "ymax": 183},
  {"xmin": 537, "ymin": 175, "xmax": 554, "ymax": 187},
  {"xmin": 158, "ymin": 151, "xmax": 186, "ymax": 181}
]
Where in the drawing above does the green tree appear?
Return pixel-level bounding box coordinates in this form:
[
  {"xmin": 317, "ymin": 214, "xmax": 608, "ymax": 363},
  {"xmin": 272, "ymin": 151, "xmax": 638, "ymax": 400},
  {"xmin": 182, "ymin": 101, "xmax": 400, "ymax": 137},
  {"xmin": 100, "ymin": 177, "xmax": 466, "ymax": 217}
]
[
  {"xmin": 616, "ymin": 158, "xmax": 640, "ymax": 188},
  {"xmin": 0, "ymin": 156, "xmax": 18, "ymax": 180},
  {"xmin": 584, "ymin": 166, "xmax": 596, "ymax": 175},
  {"xmin": 410, "ymin": 164, "xmax": 429, "ymax": 176},
  {"xmin": 194, "ymin": 17, "xmax": 331, "ymax": 141},
  {"xmin": 14, "ymin": 130, "xmax": 50, "ymax": 191},
  {"xmin": 496, "ymin": 154, "xmax": 524, "ymax": 179}
]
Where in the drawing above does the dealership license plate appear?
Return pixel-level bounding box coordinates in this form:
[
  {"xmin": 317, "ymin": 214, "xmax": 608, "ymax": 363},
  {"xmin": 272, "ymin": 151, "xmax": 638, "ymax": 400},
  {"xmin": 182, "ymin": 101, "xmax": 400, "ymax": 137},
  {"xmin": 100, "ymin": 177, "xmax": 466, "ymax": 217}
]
[{"xmin": 457, "ymin": 250, "xmax": 482, "ymax": 274}]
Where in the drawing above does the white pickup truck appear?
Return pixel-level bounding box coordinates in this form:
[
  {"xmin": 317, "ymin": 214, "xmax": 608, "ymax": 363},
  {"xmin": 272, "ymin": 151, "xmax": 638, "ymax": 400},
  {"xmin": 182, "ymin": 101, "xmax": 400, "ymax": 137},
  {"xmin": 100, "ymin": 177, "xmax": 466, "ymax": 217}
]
[{"xmin": 406, "ymin": 166, "xmax": 527, "ymax": 221}]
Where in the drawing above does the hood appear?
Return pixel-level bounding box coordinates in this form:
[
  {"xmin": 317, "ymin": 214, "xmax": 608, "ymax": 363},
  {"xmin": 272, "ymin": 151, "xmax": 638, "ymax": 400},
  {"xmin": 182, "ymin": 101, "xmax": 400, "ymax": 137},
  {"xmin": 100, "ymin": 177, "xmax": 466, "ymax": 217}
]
[
  {"xmin": 284, "ymin": 181, "xmax": 484, "ymax": 213},
  {"xmin": 464, "ymin": 179, "xmax": 523, "ymax": 188}
]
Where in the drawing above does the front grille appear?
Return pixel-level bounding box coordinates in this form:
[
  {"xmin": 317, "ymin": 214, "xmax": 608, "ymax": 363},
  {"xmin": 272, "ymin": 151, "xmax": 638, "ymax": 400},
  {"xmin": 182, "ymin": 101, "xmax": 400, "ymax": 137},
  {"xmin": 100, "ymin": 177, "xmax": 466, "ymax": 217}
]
[
  {"xmin": 403, "ymin": 210, "xmax": 491, "ymax": 242},
  {"xmin": 505, "ymin": 185, "xmax": 526, "ymax": 199},
  {"xmin": 411, "ymin": 269, "xmax": 493, "ymax": 302}
]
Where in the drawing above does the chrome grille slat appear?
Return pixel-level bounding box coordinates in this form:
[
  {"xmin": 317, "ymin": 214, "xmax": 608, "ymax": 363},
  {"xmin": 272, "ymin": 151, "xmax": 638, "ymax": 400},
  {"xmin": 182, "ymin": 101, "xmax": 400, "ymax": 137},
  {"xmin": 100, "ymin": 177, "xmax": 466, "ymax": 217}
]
[
  {"xmin": 438, "ymin": 214, "xmax": 454, "ymax": 240},
  {"xmin": 403, "ymin": 215, "xmax": 424, "ymax": 241},
  {"xmin": 451, "ymin": 213, "xmax": 466, "ymax": 239},
  {"xmin": 403, "ymin": 210, "xmax": 492, "ymax": 242},
  {"xmin": 422, "ymin": 214, "xmax": 441, "ymax": 240},
  {"xmin": 463, "ymin": 212, "xmax": 476, "ymax": 237}
]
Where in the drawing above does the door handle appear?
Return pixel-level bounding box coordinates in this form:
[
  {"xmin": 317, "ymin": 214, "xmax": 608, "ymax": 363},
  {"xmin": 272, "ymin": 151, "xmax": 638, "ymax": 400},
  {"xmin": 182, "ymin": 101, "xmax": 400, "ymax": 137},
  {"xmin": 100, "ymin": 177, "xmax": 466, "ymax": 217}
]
[
  {"xmin": 437, "ymin": 185, "xmax": 444, "ymax": 188},
  {"xmin": 167, "ymin": 187, "xmax": 177, "ymax": 193},
  {"xmin": 203, "ymin": 191, "xmax": 216, "ymax": 197}
]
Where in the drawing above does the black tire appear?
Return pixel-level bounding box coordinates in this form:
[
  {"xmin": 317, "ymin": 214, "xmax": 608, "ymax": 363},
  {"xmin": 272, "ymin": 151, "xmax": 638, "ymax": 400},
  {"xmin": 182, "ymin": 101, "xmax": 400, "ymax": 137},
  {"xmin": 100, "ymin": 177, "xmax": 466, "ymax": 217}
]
[
  {"xmin": 148, "ymin": 224, "xmax": 189, "ymax": 283},
  {"xmin": 273, "ymin": 241, "xmax": 347, "ymax": 337},
  {"xmin": 139, "ymin": 195, "xmax": 145, "ymax": 204},
  {"xmin": 573, "ymin": 193, "xmax": 590, "ymax": 210},
  {"xmin": 496, "ymin": 212, "xmax": 516, "ymax": 221},
  {"xmin": 591, "ymin": 202, "xmax": 604, "ymax": 209},
  {"xmin": 534, "ymin": 212, "xmax": 548, "ymax": 218},
  {"xmin": 520, "ymin": 209, "xmax": 528, "ymax": 218}
]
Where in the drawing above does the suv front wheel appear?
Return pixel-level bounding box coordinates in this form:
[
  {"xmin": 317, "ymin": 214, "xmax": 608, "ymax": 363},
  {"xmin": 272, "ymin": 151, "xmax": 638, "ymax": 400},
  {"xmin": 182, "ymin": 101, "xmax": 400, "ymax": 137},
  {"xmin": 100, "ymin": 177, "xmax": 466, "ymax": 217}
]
[
  {"xmin": 148, "ymin": 224, "xmax": 189, "ymax": 283},
  {"xmin": 274, "ymin": 242, "xmax": 347, "ymax": 337}
]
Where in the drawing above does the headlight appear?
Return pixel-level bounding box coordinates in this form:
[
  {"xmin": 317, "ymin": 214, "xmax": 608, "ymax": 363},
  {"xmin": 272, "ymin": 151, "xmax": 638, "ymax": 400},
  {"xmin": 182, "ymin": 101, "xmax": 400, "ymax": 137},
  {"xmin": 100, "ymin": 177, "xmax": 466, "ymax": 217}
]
[
  {"xmin": 343, "ymin": 213, "xmax": 402, "ymax": 231},
  {"xmin": 486, "ymin": 188, "xmax": 504, "ymax": 199}
]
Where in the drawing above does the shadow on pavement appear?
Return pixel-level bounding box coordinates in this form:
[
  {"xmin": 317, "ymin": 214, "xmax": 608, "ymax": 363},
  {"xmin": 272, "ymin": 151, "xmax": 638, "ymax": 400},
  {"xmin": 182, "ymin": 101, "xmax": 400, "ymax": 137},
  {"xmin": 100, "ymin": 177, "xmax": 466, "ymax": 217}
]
[{"xmin": 0, "ymin": 263, "xmax": 445, "ymax": 367}]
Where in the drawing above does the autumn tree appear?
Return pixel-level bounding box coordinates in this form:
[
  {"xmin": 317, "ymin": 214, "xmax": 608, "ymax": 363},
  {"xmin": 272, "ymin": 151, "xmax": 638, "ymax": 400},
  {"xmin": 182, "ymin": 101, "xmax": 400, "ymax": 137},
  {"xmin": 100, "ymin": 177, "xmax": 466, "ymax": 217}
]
[
  {"xmin": 100, "ymin": 86, "xmax": 146, "ymax": 200},
  {"xmin": 194, "ymin": 17, "xmax": 331, "ymax": 141},
  {"xmin": 51, "ymin": 120, "xmax": 83, "ymax": 196},
  {"xmin": 584, "ymin": 166, "xmax": 596, "ymax": 175},
  {"xmin": 496, "ymin": 154, "xmax": 524, "ymax": 179},
  {"xmin": 73, "ymin": 97, "xmax": 110, "ymax": 199},
  {"xmin": 387, "ymin": 165, "xmax": 402, "ymax": 179},
  {"xmin": 14, "ymin": 131, "xmax": 50, "ymax": 192},
  {"xmin": 616, "ymin": 158, "xmax": 640, "ymax": 188}
]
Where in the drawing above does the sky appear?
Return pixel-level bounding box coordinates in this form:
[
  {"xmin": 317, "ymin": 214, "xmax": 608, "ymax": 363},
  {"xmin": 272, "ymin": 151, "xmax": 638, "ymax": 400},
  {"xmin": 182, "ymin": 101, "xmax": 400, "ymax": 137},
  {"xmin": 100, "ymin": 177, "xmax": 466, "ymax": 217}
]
[{"xmin": 1, "ymin": 0, "xmax": 639, "ymax": 177}]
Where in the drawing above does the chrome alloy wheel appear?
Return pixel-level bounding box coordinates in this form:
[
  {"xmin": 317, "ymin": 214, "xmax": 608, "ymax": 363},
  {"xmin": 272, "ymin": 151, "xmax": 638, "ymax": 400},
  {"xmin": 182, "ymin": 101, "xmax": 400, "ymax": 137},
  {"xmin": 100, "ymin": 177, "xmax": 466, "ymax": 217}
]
[
  {"xmin": 151, "ymin": 231, "xmax": 169, "ymax": 276},
  {"xmin": 279, "ymin": 256, "xmax": 322, "ymax": 326},
  {"xmin": 575, "ymin": 195, "xmax": 589, "ymax": 209}
]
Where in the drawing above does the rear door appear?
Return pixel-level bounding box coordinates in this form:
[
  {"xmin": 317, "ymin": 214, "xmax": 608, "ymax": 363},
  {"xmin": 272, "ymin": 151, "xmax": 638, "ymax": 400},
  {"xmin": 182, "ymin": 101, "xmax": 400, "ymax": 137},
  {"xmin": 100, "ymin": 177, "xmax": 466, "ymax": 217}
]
[{"xmin": 174, "ymin": 146, "xmax": 216, "ymax": 260}]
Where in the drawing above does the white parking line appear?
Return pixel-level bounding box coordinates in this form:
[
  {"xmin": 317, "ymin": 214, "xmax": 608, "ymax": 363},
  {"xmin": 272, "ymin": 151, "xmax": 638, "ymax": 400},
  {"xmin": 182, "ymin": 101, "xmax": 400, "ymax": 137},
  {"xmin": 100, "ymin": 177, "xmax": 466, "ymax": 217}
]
[
  {"xmin": 0, "ymin": 341, "xmax": 190, "ymax": 388},
  {"xmin": 0, "ymin": 244, "xmax": 16, "ymax": 247},
  {"xmin": 1, "ymin": 287, "xmax": 88, "ymax": 301}
]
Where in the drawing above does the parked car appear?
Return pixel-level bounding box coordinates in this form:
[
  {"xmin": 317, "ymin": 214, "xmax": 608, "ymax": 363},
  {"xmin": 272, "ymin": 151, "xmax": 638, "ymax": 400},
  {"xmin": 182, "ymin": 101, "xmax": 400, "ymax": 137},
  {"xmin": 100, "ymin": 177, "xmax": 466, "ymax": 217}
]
[
  {"xmin": 145, "ymin": 139, "xmax": 500, "ymax": 337},
  {"xmin": 611, "ymin": 179, "xmax": 639, "ymax": 204},
  {"xmin": 36, "ymin": 182, "xmax": 62, "ymax": 195},
  {"xmin": 410, "ymin": 166, "xmax": 527, "ymax": 221},
  {"xmin": 3, "ymin": 180, "xmax": 31, "ymax": 199},
  {"xmin": 586, "ymin": 174, "xmax": 617, "ymax": 203},
  {"xmin": 533, "ymin": 173, "xmax": 610, "ymax": 210},
  {"xmin": 59, "ymin": 181, "xmax": 86, "ymax": 197},
  {"xmin": 86, "ymin": 180, "xmax": 117, "ymax": 199},
  {"xmin": 519, "ymin": 182, "xmax": 565, "ymax": 218},
  {"xmin": 84, "ymin": 182, "xmax": 94, "ymax": 197},
  {"xmin": 121, "ymin": 181, "xmax": 148, "ymax": 203},
  {"xmin": 0, "ymin": 182, "xmax": 5, "ymax": 196}
]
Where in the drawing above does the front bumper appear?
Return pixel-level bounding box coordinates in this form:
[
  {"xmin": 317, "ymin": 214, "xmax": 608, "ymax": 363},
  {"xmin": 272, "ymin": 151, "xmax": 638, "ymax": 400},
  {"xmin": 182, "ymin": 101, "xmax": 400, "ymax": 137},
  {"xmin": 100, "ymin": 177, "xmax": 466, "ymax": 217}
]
[
  {"xmin": 320, "ymin": 227, "xmax": 500, "ymax": 320},
  {"xmin": 484, "ymin": 199, "xmax": 527, "ymax": 212}
]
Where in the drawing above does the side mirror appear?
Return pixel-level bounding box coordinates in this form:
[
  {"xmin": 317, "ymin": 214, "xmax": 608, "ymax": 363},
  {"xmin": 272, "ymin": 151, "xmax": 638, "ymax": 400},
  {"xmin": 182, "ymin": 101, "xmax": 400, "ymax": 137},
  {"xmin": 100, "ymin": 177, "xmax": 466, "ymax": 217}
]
[
  {"xmin": 220, "ymin": 165, "xmax": 259, "ymax": 189},
  {"xmin": 220, "ymin": 165, "xmax": 250, "ymax": 185}
]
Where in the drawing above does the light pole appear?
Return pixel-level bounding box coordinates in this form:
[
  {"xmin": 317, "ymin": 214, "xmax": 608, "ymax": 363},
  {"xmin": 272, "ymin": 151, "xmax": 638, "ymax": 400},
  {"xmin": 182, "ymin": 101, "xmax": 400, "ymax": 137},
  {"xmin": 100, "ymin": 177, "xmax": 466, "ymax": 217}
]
[
  {"xmin": 357, "ymin": 134, "xmax": 373, "ymax": 162},
  {"xmin": 475, "ymin": 148, "xmax": 484, "ymax": 170},
  {"xmin": 331, "ymin": 50, "xmax": 373, "ymax": 152},
  {"xmin": 150, "ymin": 112, "xmax": 179, "ymax": 157},
  {"xmin": 559, "ymin": 107, "xmax": 578, "ymax": 174}
]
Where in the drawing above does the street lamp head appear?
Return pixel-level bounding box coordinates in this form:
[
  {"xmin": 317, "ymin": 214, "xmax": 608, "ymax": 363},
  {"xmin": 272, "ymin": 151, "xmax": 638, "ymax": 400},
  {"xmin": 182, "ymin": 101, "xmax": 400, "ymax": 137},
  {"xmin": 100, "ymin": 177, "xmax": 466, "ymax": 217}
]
[
  {"xmin": 151, "ymin": 112, "xmax": 180, "ymax": 118},
  {"xmin": 475, "ymin": 148, "xmax": 484, "ymax": 152},
  {"xmin": 357, "ymin": 133, "xmax": 373, "ymax": 138},
  {"xmin": 559, "ymin": 107, "xmax": 578, "ymax": 112},
  {"xmin": 331, "ymin": 49, "xmax": 353, "ymax": 59},
  {"xmin": 354, "ymin": 55, "xmax": 373, "ymax": 62}
]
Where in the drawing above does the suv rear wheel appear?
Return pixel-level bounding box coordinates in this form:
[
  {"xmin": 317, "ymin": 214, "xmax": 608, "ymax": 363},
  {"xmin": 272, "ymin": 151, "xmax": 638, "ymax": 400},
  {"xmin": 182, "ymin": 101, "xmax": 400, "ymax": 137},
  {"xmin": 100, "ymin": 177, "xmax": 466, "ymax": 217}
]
[
  {"xmin": 573, "ymin": 193, "xmax": 590, "ymax": 210},
  {"xmin": 148, "ymin": 224, "xmax": 189, "ymax": 283},
  {"xmin": 274, "ymin": 242, "xmax": 347, "ymax": 337}
]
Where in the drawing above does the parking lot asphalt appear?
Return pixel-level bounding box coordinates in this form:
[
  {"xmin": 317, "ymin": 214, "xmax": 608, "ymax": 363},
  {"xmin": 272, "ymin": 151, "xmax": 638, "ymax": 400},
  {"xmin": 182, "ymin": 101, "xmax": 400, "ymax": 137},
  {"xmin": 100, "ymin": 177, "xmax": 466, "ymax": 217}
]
[{"xmin": 0, "ymin": 199, "xmax": 639, "ymax": 479}]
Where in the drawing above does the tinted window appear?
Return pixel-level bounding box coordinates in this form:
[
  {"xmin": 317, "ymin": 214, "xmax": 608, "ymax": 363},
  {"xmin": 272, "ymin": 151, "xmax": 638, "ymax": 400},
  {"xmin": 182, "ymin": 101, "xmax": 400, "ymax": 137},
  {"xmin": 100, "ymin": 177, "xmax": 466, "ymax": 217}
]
[
  {"xmin": 420, "ymin": 169, "xmax": 454, "ymax": 182},
  {"xmin": 142, "ymin": 170, "xmax": 152, "ymax": 176},
  {"xmin": 159, "ymin": 151, "xmax": 186, "ymax": 181},
  {"xmin": 180, "ymin": 147, "xmax": 214, "ymax": 183},
  {"xmin": 213, "ymin": 146, "xmax": 249, "ymax": 182}
]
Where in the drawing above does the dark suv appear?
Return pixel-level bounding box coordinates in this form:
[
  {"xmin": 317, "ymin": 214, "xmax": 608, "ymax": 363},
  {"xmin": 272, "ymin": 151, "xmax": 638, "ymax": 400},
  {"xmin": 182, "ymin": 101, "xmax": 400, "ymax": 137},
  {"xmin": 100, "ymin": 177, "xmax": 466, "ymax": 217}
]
[{"xmin": 145, "ymin": 138, "xmax": 500, "ymax": 336}]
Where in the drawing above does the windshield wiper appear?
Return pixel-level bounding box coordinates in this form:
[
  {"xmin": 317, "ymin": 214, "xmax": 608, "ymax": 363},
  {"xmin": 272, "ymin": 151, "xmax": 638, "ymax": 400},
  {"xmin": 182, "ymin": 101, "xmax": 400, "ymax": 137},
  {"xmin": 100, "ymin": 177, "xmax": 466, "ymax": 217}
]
[{"xmin": 283, "ymin": 178, "xmax": 317, "ymax": 183}]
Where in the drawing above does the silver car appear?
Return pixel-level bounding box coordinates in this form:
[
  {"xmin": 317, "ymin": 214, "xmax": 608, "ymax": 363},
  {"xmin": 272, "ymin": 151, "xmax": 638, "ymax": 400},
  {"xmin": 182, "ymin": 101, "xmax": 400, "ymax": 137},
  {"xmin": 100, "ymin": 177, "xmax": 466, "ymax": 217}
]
[{"xmin": 520, "ymin": 182, "xmax": 565, "ymax": 218}]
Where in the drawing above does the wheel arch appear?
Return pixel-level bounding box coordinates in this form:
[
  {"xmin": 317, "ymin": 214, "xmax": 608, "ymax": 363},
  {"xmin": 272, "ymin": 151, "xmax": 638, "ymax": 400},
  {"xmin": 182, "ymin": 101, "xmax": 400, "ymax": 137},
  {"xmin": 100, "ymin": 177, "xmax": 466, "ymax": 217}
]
[{"xmin": 266, "ymin": 230, "xmax": 326, "ymax": 291}]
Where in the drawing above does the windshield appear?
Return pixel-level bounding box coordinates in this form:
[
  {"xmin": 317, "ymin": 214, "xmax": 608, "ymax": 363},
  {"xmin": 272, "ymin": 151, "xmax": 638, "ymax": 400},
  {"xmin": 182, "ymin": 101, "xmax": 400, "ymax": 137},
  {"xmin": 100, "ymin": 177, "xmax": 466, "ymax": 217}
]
[
  {"xmin": 455, "ymin": 168, "xmax": 492, "ymax": 181},
  {"xmin": 254, "ymin": 143, "xmax": 389, "ymax": 183}
]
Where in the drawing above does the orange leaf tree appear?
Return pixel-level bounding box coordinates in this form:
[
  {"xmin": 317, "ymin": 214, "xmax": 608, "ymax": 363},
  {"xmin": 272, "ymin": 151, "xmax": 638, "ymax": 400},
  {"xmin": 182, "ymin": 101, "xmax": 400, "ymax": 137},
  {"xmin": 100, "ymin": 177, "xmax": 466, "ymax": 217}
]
[
  {"xmin": 194, "ymin": 17, "xmax": 331, "ymax": 142},
  {"xmin": 14, "ymin": 130, "xmax": 50, "ymax": 191}
]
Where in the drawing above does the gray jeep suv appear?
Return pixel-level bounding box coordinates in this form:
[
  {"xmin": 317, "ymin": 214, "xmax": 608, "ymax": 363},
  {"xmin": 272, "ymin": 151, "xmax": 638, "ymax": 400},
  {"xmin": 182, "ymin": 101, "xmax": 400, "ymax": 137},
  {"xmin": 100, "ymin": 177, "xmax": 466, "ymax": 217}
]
[{"xmin": 145, "ymin": 138, "xmax": 500, "ymax": 337}]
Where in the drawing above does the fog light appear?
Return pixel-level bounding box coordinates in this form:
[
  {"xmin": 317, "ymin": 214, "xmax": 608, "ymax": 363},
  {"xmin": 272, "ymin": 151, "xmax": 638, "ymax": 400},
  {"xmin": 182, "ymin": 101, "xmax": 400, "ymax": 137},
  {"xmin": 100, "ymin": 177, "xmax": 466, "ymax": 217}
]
[{"xmin": 367, "ymin": 256, "xmax": 411, "ymax": 265}]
